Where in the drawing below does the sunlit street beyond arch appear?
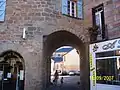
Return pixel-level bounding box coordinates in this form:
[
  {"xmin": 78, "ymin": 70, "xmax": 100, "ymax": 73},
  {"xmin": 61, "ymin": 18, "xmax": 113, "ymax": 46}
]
[
  {"xmin": 49, "ymin": 46, "xmax": 81, "ymax": 90},
  {"xmin": 47, "ymin": 76, "xmax": 80, "ymax": 90}
]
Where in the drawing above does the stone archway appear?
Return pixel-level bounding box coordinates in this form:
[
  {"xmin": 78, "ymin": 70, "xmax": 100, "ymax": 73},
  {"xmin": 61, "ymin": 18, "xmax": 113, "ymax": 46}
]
[
  {"xmin": 0, "ymin": 50, "xmax": 25, "ymax": 90},
  {"xmin": 43, "ymin": 30, "xmax": 90, "ymax": 90}
]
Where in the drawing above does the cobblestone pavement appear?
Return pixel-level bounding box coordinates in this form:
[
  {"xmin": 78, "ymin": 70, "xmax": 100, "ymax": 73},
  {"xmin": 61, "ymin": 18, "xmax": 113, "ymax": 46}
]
[
  {"xmin": 47, "ymin": 83, "xmax": 80, "ymax": 90},
  {"xmin": 47, "ymin": 76, "xmax": 80, "ymax": 90}
]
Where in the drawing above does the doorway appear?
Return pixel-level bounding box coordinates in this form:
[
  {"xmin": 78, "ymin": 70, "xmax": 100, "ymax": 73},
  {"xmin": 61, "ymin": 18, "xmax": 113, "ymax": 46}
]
[{"xmin": 0, "ymin": 51, "xmax": 24, "ymax": 90}]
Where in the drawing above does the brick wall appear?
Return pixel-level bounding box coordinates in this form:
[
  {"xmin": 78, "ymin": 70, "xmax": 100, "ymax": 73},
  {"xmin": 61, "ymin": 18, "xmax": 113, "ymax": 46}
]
[{"xmin": 84, "ymin": 0, "xmax": 120, "ymax": 39}]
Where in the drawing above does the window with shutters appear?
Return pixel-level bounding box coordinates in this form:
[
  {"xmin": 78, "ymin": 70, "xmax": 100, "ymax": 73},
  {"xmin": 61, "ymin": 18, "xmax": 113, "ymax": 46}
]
[
  {"xmin": 92, "ymin": 4, "xmax": 105, "ymax": 40},
  {"xmin": 0, "ymin": 0, "xmax": 6, "ymax": 22},
  {"xmin": 62, "ymin": 0, "xmax": 83, "ymax": 19}
]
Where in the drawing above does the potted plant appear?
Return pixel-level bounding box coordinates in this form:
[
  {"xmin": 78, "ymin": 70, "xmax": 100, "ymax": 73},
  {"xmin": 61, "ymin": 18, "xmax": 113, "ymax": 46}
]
[{"xmin": 87, "ymin": 25, "xmax": 99, "ymax": 42}]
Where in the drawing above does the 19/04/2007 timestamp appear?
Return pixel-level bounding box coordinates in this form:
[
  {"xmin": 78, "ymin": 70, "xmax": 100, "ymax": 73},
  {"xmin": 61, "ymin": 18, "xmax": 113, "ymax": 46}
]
[{"xmin": 96, "ymin": 76, "xmax": 114, "ymax": 81}]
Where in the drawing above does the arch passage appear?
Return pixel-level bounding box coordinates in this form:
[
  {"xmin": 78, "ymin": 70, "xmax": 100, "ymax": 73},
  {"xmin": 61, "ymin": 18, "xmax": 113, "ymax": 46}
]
[
  {"xmin": 43, "ymin": 30, "xmax": 90, "ymax": 90},
  {"xmin": 0, "ymin": 50, "xmax": 25, "ymax": 90}
]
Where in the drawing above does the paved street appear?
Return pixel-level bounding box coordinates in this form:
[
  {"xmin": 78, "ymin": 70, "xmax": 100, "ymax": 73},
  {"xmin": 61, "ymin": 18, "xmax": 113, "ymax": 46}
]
[{"xmin": 47, "ymin": 75, "xmax": 80, "ymax": 90}]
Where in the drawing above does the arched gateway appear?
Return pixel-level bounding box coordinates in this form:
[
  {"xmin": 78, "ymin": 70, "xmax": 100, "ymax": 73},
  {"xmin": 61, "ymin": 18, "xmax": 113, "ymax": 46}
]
[
  {"xmin": 0, "ymin": 50, "xmax": 25, "ymax": 90},
  {"xmin": 43, "ymin": 30, "xmax": 90, "ymax": 90}
]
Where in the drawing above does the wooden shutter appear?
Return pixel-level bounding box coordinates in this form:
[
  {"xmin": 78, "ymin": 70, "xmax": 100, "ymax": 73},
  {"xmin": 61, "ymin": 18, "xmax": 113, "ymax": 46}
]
[
  {"xmin": 77, "ymin": 0, "xmax": 83, "ymax": 19},
  {"xmin": 62, "ymin": 0, "xmax": 68, "ymax": 15},
  {"xmin": 0, "ymin": 0, "xmax": 6, "ymax": 21}
]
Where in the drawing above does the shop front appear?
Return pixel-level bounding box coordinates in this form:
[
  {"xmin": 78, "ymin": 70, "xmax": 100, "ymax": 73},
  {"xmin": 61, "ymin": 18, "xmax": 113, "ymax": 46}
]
[
  {"xmin": 0, "ymin": 51, "xmax": 24, "ymax": 90},
  {"xmin": 90, "ymin": 38, "xmax": 120, "ymax": 90}
]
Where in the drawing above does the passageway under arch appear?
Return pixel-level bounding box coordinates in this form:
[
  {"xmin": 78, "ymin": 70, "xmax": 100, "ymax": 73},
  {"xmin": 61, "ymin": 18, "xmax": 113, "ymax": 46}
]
[{"xmin": 43, "ymin": 30, "xmax": 90, "ymax": 90}]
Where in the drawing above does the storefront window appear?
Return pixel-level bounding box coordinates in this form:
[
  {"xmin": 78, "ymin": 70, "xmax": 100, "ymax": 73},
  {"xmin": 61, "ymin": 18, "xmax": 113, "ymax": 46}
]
[{"xmin": 96, "ymin": 51, "xmax": 120, "ymax": 85}]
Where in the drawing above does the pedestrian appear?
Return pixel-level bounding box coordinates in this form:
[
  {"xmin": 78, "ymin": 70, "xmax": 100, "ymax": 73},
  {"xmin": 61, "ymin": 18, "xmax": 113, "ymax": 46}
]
[
  {"xmin": 60, "ymin": 77, "xmax": 64, "ymax": 85},
  {"xmin": 54, "ymin": 70, "xmax": 59, "ymax": 85}
]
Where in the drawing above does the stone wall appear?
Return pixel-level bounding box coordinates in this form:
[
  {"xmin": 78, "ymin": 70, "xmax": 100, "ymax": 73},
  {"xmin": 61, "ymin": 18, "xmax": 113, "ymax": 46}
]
[
  {"xmin": 83, "ymin": 0, "xmax": 120, "ymax": 39},
  {"xmin": 0, "ymin": 0, "xmax": 119, "ymax": 90},
  {"xmin": 0, "ymin": 0, "xmax": 86, "ymax": 90},
  {"xmin": 0, "ymin": 0, "xmax": 86, "ymax": 42}
]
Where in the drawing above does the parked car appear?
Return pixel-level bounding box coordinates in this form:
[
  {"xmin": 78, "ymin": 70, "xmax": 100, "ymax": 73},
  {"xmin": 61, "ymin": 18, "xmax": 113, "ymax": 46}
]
[
  {"xmin": 75, "ymin": 71, "xmax": 80, "ymax": 76},
  {"xmin": 61, "ymin": 71, "xmax": 68, "ymax": 75},
  {"xmin": 68, "ymin": 70, "xmax": 75, "ymax": 76}
]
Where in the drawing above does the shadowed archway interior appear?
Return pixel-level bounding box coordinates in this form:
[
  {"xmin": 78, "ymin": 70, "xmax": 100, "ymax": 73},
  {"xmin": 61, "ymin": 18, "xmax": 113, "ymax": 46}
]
[
  {"xmin": 0, "ymin": 50, "xmax": 25, "ymax": 90},
  {"xmin": 43, "ymin": 30, "xmax": 90, "ymax": 90}
]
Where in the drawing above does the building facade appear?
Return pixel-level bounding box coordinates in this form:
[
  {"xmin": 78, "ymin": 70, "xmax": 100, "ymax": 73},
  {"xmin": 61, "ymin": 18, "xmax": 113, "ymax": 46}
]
[
  {"xmin": 51, "ymin": 47, "xmax": 79, "ymax": 73},
  {"xmin": 63, "ymin": 48, "xmax": 80, "ymax": 71},
  {"xmin": 84, "ymin": 0, "xmax": 120, "ymax": 40},
  {"xmin": 51, "ymin": 47, "xmax": 73, "ymax": 73},
  {"xmin": 0, "ymin": 0, "xmax": 119, "ymax": 90},
  {"xmin": 85, "ymin": 0, "xmax": 120, "ymax": 90}
]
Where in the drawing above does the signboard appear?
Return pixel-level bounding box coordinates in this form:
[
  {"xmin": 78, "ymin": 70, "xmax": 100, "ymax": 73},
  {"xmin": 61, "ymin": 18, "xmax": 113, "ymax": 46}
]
[
  {"xmin": 89, "ymin": 50, "xmax": 96, "ymax": 90},
  {"xmin": 7, "ymin": 73, "xmax": 11, "ymax": 78},
  {"xmin": 20, "ymin": 70, "xmax": 24, "ymax": 80},
  {"xmin": 91, "ymin": 38, "xmax": 120, "ymax": 53},
  {"xmin": 89, "ymin": 38, "xmax": 120, "ymax": 90}
]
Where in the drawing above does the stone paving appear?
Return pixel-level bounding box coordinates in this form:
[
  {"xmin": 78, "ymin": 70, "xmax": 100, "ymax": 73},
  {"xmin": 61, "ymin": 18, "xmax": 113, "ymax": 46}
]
[
  {"xmin": 47, "ymin": 75, "xmax": 80, "ymax": 90},
  {"xmin": 47, "ymin": 84, "xmax": 80, "ymax": 90}
]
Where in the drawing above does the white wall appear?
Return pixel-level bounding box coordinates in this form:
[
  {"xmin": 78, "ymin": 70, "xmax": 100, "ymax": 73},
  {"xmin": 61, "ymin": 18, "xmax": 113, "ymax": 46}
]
[
  {"xmin": 63, "ymin": 49, "xmax": 80, "ymax": 71},
  {"xmin": 97, "ymin": 84, "xmax": 120, "ymax": 90},
  {"xmin": 51, "ymin": 59, "xmax": 55, "ymax": 73}
]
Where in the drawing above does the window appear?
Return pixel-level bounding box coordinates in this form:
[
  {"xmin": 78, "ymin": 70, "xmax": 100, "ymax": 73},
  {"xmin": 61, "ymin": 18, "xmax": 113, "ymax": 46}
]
[
  {"xmin": 96, "ymin": 50, "xmax": 120, "ymax": 86},
  {"xmin": 57, "ymin": 54, "xmax": 61, "ymax": 57},
  {"xmin": 96, "ymin": 58, "xmax": 120, "ymax": 85},
  {"xmin": 67, "ymin": 0, "xmax": 77, "ymax": 17},
  {"xmin": 0, "ymin": 0, "xmax": 6, "ymax": 22},
  {"xmin": 62, "ymin": 0, "xmax": 83, "ymax": 19},
  {"xmin": 92, "ymin": 4, "xmax": 105, "ymax": 40}
]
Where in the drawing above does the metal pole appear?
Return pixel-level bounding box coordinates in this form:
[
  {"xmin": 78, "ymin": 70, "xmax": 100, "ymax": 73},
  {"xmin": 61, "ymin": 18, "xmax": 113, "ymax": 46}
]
[
  {"xmin": 2, "ymin": 65, "xmax": 4, "ymax": 90},
  {"xmin": 16, "ymin": 66, "xmax": 19, "ymax": 90}
]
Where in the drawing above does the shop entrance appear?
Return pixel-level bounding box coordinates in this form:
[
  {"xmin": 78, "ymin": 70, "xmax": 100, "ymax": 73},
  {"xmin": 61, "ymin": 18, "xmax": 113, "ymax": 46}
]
[
  {"xmin": 89, "ymin": 38, "xmax": 120, "ymax": 90},
  {"xmin": 0, "ymin": 51, "xmax": 24, "ymax": 90}
]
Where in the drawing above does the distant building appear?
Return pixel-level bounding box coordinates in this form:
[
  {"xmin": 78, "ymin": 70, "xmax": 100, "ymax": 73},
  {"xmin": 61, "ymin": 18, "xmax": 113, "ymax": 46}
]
[
  {"xmin": 54, "ymin": 61, "xmax": 64, "ymax": 74},
  {"xmin": 63, "ymin": 49, "xmax": 80, "ymax": 71},
  {"xmin": 51, "ymin": 47, "xmax": 80, "ymax": 73},
  {"xmin": 51, "ymin": 59, "xmax": 55, "ymax": 74},
  {"xmin": 51, "ymin": 47, "xmax": 73, "ymax": 73}
]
